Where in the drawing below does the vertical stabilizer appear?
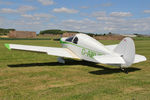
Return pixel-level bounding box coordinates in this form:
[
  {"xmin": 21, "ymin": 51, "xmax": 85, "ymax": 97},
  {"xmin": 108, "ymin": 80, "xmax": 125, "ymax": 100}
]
[{"xmin": 114, "ymin": 37, "xmax": 135, "ymax": 67}]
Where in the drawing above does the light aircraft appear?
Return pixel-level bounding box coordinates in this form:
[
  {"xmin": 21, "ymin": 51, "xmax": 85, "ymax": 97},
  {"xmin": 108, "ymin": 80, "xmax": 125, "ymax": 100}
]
[{"xmin": 5, "ymin": 33, "xmax": 146, "ymax": 73}]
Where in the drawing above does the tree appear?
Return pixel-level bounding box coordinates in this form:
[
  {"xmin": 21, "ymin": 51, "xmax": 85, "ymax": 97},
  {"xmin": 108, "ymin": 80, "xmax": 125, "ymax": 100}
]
[
  {"xmin": 0, "ymin": 28, "xmax": 15, "ymax": 35},
  {"xmin": 108, "ymin": 32, "xmax": 112, "ymax": 35}
]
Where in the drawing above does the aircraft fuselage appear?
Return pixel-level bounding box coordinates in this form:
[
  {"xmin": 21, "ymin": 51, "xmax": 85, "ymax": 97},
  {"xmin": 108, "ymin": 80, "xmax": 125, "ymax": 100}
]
[{"xmin": 60, "ymin": 34, "xmax": 115, "ymax": 63}]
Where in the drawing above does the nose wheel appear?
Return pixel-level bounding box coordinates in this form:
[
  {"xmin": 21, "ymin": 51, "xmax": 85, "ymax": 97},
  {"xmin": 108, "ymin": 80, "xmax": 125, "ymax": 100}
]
[{"xmin": 57, "ymin": 57, "xmax": 65, "ymax": 64}]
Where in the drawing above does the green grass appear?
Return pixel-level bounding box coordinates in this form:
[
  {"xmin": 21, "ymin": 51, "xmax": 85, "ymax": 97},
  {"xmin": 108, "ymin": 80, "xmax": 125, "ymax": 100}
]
[{"xmin": 0, "ymin": 38, "xmax": 150, "ymax": 100}]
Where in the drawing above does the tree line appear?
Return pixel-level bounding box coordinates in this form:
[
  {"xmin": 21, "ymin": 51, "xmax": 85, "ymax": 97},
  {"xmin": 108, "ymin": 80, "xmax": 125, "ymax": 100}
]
[
  {"xmin": 39, "ymin": 29, "xmax": 80, "ymax": 35},
  {"xmin": 0, "ymin": 28, "xmax": 15, "ymax": 35}
]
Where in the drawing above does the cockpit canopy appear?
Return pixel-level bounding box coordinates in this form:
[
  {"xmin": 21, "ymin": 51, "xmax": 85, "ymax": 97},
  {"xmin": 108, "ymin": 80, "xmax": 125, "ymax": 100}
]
[
  {"xmin": 65, "ymin": 36, "xmax": 78, "ymax": 44},
  {"xmin": 66, "ymin": 36, "xmax": 74, "ymax": 42}
]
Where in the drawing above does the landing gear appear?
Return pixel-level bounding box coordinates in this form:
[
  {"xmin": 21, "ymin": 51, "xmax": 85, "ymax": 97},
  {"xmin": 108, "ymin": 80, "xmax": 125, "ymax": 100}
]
[
  {"xmin": 120, "ymin": 68, "xmax": 128, "ymax": 74},
  {"xmin": 57, "ymin": 57, "xmax": 65, "ymax": 64}
]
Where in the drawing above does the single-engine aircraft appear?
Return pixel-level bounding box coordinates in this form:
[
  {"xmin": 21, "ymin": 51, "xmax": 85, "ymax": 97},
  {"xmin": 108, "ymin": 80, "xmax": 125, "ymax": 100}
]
[{"xmin": 5, "ymin": 33, "xmax": 146, "ymax": 73}]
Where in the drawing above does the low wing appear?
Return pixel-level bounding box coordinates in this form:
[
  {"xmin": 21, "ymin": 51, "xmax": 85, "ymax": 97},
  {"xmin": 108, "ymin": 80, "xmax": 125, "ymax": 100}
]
[
  {"xmin": 105, "ymin": 44, "xmax": 118, "ymax": 51},
  {"xmin": 5, "ymin": 44, "xmax": 79, "ymax": 59},
  {"xmin": 94, "ymin": 55, "xmax": 125, "ymax": 64},
  {"xmin": 134, "ymin": 54, "xmax": 147, "ymax": 63}
]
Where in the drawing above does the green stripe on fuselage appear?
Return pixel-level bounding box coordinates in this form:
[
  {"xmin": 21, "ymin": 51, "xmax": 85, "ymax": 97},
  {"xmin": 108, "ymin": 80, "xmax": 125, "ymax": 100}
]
[
  {"xmin": 60, "ymin": 39, "xmax": 80, "ymax": 47},
  {"xmin": 60, "ymin": 39, "xmax": 102, "ymax": 58}
]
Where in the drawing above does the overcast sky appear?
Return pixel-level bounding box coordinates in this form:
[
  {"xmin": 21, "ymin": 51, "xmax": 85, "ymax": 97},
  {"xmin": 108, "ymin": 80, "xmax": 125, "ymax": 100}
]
[{"xmin": 0, "ymin": 0, "xmax": 150, "ymax": 34}]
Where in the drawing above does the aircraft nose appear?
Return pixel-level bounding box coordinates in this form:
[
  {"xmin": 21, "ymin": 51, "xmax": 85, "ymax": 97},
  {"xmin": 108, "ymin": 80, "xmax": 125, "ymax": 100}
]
[
  {"xmin": 61, "ymin": 38, "xmax": 66, "ymax": 41},
  {"xmin": 60, "ymin": 37, "xmax": 66, "ymax": 44}
]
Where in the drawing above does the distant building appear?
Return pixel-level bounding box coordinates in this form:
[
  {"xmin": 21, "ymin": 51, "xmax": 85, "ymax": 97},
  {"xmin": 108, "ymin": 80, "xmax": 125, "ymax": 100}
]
[
  {"xmin": 8, "ymin": 31, "xmax": 36, "ymax": 38},
  {"xmin": 121, "ymin": 34, "xmax": 137, "ymax": 37},
  {"xmin": 93, "ymin": 34, "xmax": 125, "ymax": 40}
]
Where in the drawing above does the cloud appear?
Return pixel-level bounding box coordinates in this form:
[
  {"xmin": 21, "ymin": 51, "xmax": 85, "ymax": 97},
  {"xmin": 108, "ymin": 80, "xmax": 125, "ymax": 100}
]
[
  {"xmin": 91, "ymin": 11, "xmax": 106, "ymax": 17},
  {"xmin": 21, "ymin": 14, "xmax": 34, "ymax": 18},
  {"xmin": 0, "ymin": 1, "xmax": 13, "ymax": 5},
  {"xmin": 101, "ymin": 3, "xmax": 112, "ymax": 7},
  {"xmin": 21, "ymin": 13, "xmax": 54, "ymax": 20},
  {"xmin": 53, "ymin": 7, "xmax": 78, "ymax": 14},
  {"xmin": 80, "ymin": 3, "xmax": 112, "ymax": 9},
  {"xmin": 144, "ymin": 10, "xmax": 150, "ymax": 14},
  {"xmin": 96, "ymin": 16, "xmax": 125, "ymax": 22},
  {"xmin": 34, "ymin": 13, "xmax": 54, "ymax": 18},
  {"xmin": 96, "ymin": 16, "xmax": 150, "ymax": 33},
  {"xmin": 0, "ymin": 16, "xmax": 6, "ymax": 28},
  {"xmin": 1, "ymin": 7, "xmax": 150, "ymax": 34},
  {"xmin": 18, "ymin": 5, "xmax": 36, "ymax": 12},
  {"xmin": 0, "ymin": 17, "xmax": 50, "ymax": 32},
  {"xmin": 80, "ymin": 6, "xmax": 90, "ymax": 9},
  {"xmin": 2, "ymin": 16, "xmax": 150, "ymax": 34},
  {"xmin": 0, "ymin": 8, "xmax": 18, "ymax": 13},
  {"xmin": 110, "ymin": 12, "xmax": 132, "ymax": 17},
  {"xmin": 38, "ymin": 0, "xmax": 54, "ymax": 5},
  {"xmin": 55, "ymin": 16, "xmax": 150, "ymax": 34},
  {"xmin": 59, "ymin": 19, "xmax": 100, "ymax": 32},
  {"xmin": 0, "ymin": 16, "xmax": 5, "ymax": 22},
  {"xmin": 0, "ymin": 6, "xmax": 36, "ymax": 14}
]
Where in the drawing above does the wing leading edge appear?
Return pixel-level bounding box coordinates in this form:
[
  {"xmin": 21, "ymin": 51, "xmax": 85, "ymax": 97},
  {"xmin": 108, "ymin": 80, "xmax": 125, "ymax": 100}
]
[{"xmin": 5, "ymin": 44, "xmax": 79, "ymax": 59}]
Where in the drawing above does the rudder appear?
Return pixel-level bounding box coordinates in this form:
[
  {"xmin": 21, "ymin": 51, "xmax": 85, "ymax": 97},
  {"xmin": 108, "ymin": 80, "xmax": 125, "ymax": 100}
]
[{"xmin": 114, "ymin": 37, "xmax": 135, "ymax": 67}]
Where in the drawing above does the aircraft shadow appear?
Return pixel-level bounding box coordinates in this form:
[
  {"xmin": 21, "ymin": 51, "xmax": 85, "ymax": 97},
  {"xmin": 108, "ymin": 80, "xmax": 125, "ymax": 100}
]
[
  {"xmin": 8, "ymin": 59, "xmax": 141, "ymax": 75},
  {"xmin": 89, "ymin": 67, "xmax": 141, "ymax": 75}
]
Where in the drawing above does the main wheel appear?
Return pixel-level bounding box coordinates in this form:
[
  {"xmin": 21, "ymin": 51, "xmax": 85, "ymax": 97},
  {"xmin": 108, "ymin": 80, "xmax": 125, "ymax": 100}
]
[{"xmin": 57, "ymin": 57, "xmax": 65, "ymax": 64}]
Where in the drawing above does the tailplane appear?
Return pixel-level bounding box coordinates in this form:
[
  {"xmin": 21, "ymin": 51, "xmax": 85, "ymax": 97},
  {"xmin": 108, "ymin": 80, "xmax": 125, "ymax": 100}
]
[{"xmin": 94, "ymin": 37, "xmax": 146, "ymax": 68}]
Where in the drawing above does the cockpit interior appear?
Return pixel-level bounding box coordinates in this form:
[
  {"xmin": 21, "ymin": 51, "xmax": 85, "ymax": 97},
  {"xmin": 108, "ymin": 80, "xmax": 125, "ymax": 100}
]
[{"xmin": 65, "ymin": 36, "xmax": 78, "ymax": 44}]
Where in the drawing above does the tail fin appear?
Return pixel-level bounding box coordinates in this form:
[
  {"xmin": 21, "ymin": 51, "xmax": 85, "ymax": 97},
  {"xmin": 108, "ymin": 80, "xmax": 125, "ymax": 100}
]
[{"xmin": 114, "ymin": 37, "xmax": 135, "ymax": 67}]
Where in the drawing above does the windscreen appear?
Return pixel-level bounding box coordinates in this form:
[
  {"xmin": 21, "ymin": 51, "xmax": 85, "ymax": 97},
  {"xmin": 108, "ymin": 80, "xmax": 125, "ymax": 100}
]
[
  {"xmin": 73, "ymin": 37, "xmax": 78, "ymax": 44},
  {"xmin": 66, "ymin": 36, "xmax": 74, "ymax": 42}
]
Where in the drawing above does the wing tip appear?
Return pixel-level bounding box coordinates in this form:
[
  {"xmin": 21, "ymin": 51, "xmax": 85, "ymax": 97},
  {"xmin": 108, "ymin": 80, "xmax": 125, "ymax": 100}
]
[
  {"xmin": 133, "ymin": 54, "xmax": 147, "ymax": 63},
  {"xmin": 4, "ymin": 44, "xmax": 11, "ymax": 50}
]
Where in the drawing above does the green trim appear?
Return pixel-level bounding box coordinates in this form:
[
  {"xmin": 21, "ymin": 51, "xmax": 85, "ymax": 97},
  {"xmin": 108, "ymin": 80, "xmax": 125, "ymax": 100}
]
[
  {"xmin": 60, "ymin": 38, "xmax": 103, "ymax": 57},
  {"xmin": 4, "ymin": 44, "xmax": 11, "ymax": 50},
  {"xmin": 60, "ymin": 38, "xmax": 94, "ymax": 50},
  {"xmin": 60, "ymin": 39, "xmax": 78, "ymax": 46}
]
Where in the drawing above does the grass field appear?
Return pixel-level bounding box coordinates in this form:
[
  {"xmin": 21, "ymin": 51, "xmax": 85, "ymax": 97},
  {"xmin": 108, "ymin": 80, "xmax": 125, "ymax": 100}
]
[{"xmin": 0, "ymin": 38, "xmax": 150, "ymax": 100}]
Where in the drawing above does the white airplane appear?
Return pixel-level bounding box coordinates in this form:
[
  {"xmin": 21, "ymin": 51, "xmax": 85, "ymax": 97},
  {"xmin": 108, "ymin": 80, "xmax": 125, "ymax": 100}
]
[{"xmin": 5, "ymin": 33, "xmax": 146, "ymax": 73}]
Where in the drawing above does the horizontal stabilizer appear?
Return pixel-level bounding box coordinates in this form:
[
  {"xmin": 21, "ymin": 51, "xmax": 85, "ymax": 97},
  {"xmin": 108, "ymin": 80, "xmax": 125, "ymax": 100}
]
[
  {"xmin": 94, "ymin": 55, "xmax": 125, "ymax": 64},
  {"xmin": 134, "ymin": 54, "xmax": 147, "ymax": 63}
]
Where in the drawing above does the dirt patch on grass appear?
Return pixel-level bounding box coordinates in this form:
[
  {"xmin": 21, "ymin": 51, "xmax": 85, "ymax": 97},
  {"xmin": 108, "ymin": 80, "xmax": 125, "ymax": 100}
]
[
  {"xmin": 124, "ymin": 86, "xmax": 143, "ymax": 93},
  {"xmin": 33, "ymin": 82, "xmax": 77, "ymax": 90}
]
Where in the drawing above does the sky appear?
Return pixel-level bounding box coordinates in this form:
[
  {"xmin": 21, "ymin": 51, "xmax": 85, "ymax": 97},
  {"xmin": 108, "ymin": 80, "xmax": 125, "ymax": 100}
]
[{"xmin": 0, "ymin": 0, "xmax": 150, "ymax": 34}]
